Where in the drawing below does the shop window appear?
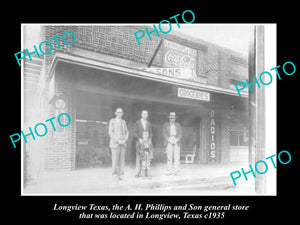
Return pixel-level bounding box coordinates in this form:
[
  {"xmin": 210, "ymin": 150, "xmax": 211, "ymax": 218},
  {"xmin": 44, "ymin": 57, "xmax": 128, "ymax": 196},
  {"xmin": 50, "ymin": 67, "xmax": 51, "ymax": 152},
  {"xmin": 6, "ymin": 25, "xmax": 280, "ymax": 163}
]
[
  {"xmin": 229, "ymin": 109, "xmax": 249, "ymax": 147},
  {"xmin": 76, "ymin": 121, "xmax": 109, "ymax": 148},
  {"xmin": 181, "ymin": 126, "xmax": 196, "ymax": 147},
  {"xmin": 152, "ymin": 125, "xmax": 164, "ymax": 147},
  {"xmin": 230, "ymin": 129, "xmax": 248, "ymax": 146},
  {"xmin": 230, "ymin": 131, "xmax": 239, "ymax": 146},
  {"xmin": 75, "ymin": 120, "xmax": 110, "ymax": 168}
]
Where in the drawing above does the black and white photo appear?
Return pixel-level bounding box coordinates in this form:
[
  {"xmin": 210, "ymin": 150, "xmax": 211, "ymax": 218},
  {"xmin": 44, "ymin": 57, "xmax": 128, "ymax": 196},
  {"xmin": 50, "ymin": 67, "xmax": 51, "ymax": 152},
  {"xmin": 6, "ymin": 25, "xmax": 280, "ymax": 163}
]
[{"xmin": 20, "ymin": 24, "xmax": 276, "ymax": 195}]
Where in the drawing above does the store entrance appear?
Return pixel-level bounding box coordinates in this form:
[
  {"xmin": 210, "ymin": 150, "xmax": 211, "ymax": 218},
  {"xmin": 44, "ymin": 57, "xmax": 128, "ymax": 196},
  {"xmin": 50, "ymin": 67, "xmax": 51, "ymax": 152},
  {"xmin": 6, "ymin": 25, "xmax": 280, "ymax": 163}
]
[
  {"xmin": 74, "ymin": 68, "xmax": 207, "ymax": 169},
  {"xmin": 75, "ymin": 90, "xmax": 203, "ymax": 168},
  {"xmin": 125, "ymin": 100, "xmax": 202, "ymax": 165}
]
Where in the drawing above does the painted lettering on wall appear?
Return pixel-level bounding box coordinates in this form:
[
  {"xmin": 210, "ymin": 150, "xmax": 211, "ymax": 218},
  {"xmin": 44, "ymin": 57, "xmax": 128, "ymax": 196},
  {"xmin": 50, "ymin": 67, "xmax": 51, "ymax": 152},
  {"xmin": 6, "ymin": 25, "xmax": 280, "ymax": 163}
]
[
  {"xmin": 164, "ymin": 51, "xmax": 194, "ymax": 69},
  {"xmin": 163, "ymin": 39, "xmax": 197, "ymax": 71},
  {"xmin": 141, "ymin": 67, "xmax": 195, "ymax": 80}
]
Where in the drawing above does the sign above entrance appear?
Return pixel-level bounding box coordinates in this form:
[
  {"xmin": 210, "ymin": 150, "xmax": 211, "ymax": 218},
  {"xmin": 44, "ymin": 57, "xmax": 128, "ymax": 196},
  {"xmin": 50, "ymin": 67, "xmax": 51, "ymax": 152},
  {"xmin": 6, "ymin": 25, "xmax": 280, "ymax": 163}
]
[
  {"xmin": 178, "ymin": 87, "xmax": 210, "ymax": 102},
  {"xmin": 209, "ymin": 110, "xmax": 216, "ymax": 163},
  {"xmin": 140, "ymin": 40, "xmax": 203, "ymax": 83},
  {"xmin": 163, "ymin": 39, "xmax": 197, "ymax": 71},
  {"xmin": 142, "ymin": 67, "xmax": 194, "ymax": 79}
]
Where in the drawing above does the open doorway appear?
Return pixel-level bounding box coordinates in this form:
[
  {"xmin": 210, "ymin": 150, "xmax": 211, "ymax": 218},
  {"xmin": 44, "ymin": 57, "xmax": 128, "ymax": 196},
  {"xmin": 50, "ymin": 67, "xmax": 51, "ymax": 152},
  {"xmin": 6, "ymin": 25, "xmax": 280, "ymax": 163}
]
[{"xmin": 75, "ymin": 89, "xmax": 204, "ymax": 169}]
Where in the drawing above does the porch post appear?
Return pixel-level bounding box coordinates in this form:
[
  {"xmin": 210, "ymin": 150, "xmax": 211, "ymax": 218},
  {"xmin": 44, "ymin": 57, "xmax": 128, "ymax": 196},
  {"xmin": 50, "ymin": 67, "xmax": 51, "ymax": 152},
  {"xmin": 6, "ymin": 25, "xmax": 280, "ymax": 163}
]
[
  {"xmin": 248, "ymin": 26, "xmax": 256, "ymax": 166},
  {"xmin": 255, "ymin": 26, "xmax": 266, "ymax": 194},
  {"xmin": 248, "ymin": 25, "xmax": 266, "ymax": 193}
]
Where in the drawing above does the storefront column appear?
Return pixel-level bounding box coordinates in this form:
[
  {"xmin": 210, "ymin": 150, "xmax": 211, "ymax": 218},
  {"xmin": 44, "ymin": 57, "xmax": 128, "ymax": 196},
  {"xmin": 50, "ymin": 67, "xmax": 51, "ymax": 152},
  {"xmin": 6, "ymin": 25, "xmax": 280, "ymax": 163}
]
[
  {"xmin": 220, "ymin": 108, "xmax": 230, "ymax": 163},
  {"xmin": 249, "ymin": 26, "xmax": 266, "ymax": 193},
  {"xmin": 255, "ymin": 26, "xmax": 266, "ymax": 193},
  {"xmin": 45, "ymin": 67, "xmax": 76, "ymax": 171},
  {"xmin": 198, "ymin": 109, "xmax": 208, "ymax": 164},
  {"xmin": 248, "ymin": 26, "xmax": 256, "ymax": 166}
]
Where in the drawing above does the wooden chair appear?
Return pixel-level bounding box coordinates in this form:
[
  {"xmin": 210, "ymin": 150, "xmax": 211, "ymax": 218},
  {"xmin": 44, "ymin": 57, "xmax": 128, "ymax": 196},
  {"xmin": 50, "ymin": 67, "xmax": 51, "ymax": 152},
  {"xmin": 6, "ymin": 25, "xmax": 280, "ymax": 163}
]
[{"xmin": 180, "ymin": 146, "xmax": 197, "ymax": 164}]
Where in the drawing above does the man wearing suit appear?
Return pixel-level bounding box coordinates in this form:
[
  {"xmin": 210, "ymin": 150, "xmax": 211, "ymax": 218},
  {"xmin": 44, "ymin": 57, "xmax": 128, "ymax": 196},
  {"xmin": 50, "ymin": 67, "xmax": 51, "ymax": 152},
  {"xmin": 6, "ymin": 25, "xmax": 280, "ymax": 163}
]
[
  {"xmin": 108, "ymin": 107, "xmax": 129, "ymax": 181},
  {"xmin": 163, "ymin": 112, "xmax": 182, "ymax": 176},
  {"xmin": 133, "ymin": 110, "xmax": 153, "ymax": 179}
]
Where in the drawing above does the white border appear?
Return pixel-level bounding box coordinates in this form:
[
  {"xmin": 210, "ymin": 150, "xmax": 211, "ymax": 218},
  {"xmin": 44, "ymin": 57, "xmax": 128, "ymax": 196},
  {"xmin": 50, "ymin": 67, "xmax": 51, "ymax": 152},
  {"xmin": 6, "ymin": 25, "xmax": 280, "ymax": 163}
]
[
  {"xmin": 264, "ymin": 24, "xmax": 277, "ymax": 195},
  {"xmin": 21, "ymin": 24, "xmax": 24, "ymax": 195}
]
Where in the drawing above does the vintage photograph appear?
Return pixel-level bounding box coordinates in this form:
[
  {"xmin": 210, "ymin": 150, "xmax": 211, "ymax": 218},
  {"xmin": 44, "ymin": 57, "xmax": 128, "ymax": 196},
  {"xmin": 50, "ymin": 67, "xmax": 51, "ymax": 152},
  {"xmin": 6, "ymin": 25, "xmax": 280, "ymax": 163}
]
[{"xmin": 20, "ymin": 24, "xmax": 276, "ymax": 195}]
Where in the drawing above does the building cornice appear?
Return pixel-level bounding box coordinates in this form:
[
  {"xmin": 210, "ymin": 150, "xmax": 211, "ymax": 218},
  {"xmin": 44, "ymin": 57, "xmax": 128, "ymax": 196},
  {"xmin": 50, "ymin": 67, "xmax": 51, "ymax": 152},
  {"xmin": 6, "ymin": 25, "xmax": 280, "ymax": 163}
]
[{"xmin": 46, "ymin": 51, "xmax": 248, "ymax": 98}]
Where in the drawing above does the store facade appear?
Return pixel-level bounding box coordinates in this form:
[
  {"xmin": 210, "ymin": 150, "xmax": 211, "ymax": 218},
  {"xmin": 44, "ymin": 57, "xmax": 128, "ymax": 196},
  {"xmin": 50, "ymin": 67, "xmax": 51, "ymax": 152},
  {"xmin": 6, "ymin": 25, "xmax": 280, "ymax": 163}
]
[{"xmin": 25, "ymin": 25, "xmax": 249, "ymax": 171}]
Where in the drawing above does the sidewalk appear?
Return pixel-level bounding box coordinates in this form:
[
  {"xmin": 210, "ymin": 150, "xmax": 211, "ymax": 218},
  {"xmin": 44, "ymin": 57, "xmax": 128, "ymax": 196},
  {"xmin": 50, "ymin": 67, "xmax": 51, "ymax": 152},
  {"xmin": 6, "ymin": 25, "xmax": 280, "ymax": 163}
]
[{"xmin": 23, "ymin": 162, "xmax": 256, "ymax": 195}]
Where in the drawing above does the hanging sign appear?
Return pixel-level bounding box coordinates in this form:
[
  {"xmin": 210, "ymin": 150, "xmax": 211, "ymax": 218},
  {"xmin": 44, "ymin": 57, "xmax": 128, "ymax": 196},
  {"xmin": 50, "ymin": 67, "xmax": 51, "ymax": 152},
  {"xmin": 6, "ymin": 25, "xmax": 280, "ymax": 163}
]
[
  {"xmin": 209, "ymin": 110, "xmax": 217, "ymax": 163},
  {"xmin": 163, "ymin": 39, "xmax": 197, "ymax": 70},
  {"xmin": 142, "ymin": 67, "xmax": 194, "ymax": 79},
  {"xmin": 178, "ymin": 87, "xmax": 210, "ymax": 102}
]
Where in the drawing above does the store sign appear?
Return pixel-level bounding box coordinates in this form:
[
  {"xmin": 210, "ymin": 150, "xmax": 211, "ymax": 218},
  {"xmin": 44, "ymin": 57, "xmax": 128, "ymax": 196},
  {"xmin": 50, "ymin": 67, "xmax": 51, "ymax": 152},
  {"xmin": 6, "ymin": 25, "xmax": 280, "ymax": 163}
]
[
  {"xmin": 142, "ymin": 67, "xmax": 194, "ymax": 79},
  {"xmin": 140, "ymin": 40, "xmax": 203, "ymax": 83},
  {"xmin": 163, "ymin": 39, "xmax": 197, "ymax": 71},
  {"xmin": 178, "ymin": 87, "xmax": 210, "ymax": 102},
  {"xmin": 209, "ymin": 110, "xmax": 216, "ymax": 163}
]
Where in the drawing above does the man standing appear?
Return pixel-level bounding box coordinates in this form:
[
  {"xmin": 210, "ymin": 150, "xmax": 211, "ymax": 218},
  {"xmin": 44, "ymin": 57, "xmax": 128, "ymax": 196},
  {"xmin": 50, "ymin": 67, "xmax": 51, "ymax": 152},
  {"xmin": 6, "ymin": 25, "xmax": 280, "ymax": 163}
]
[
  {"xmin": 163, "ymin": 112, "xmax": 182, "ymax": 176},
  {"xmin": 108, "ymin": 107, "xmax": 129, "ymax": 181},
  {"xmin": 134, "ymin": 110, "xmax": 153, "ymax": 179}
]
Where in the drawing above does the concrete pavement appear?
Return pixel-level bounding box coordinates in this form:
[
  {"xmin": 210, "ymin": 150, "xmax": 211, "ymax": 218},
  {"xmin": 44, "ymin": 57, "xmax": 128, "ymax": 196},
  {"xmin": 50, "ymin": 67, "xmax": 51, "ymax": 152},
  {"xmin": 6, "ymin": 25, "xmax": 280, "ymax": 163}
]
[{"xmin": 23, "ymin": 162, "xmax": 256, "ymax": 195}]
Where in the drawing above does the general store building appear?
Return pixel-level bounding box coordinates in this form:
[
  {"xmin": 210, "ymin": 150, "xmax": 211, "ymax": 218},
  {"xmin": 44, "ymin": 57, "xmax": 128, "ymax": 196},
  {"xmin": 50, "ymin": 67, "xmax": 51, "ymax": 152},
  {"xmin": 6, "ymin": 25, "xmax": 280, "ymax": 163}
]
[{"xmin": 23, "ymin": 25, "xmax": 249, "ymax": 175}]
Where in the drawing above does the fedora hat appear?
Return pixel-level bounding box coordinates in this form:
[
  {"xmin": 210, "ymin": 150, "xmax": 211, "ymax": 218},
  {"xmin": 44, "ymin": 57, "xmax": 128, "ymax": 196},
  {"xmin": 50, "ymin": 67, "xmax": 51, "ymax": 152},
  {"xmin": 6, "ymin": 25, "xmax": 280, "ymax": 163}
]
[{"xmin": 168, "ymin": 112, "xmax": 176, "ymax": 118}]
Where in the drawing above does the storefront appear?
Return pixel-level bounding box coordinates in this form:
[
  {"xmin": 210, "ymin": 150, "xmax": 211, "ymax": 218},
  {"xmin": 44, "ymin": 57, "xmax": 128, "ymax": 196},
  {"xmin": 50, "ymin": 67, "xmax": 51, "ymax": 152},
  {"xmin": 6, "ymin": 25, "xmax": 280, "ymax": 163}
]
[
  {"xmin": 37, "ymin": 25, "xmax": 249, "ymax": 170},
  {"xmin": 45, "ymin": 61, "xmax": 247, "ymax": 170},
  {"xmin": 74, "ymin": 66, "xmax": 207, "ymax": 168}
]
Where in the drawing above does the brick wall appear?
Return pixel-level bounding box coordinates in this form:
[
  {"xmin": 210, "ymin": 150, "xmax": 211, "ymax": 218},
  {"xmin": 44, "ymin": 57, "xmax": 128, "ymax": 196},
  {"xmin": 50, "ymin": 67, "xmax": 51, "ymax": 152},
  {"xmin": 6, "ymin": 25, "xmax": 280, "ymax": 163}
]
[
  {"xmin": 206, "ymin": 47, "xmax": 219, "ymax": 86},
  {"xmin": 42, "ymin": 26, "xmax": 77, "ymax": 76},
  {"xmin": 74, "ymin": 26, "xmax": 163, "ymax": 67},
  {"xmin": 229, "ymin": 59, "xmax": 248, "ymax": 81},
  {"xmin": 44, "ymin": 68, "xmax": 76, "ymax": 170},
  {"xmin": 42, "ymin": 25, "xmax": 247, "ymax": 88},
  {"xmin": 218, "ymin": 51, "xmax": 231, "ymax": 88}
]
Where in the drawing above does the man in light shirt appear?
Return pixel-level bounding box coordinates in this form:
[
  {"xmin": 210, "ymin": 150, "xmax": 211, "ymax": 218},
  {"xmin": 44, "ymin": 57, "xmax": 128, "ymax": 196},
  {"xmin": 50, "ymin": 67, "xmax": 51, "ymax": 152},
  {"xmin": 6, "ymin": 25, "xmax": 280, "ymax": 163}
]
[
  {"xmin": 108, "ymin": 107, "xmax": 129, "ymax": 181},
  {"xmin": 163, "ymin": 112, "xmax": 182, "ymax": 175}
]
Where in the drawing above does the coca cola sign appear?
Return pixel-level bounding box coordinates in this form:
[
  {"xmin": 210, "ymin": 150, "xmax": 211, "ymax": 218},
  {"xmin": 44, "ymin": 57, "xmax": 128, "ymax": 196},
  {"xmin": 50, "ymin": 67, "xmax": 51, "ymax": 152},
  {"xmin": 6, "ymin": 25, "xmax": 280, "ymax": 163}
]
[
  {"xmin": 163, "ymin": 40, "xmax": 197, "ymax": 71},
  {"xmin": 164, "ymin": 50, "xmax": 195, "ymax": 69}
]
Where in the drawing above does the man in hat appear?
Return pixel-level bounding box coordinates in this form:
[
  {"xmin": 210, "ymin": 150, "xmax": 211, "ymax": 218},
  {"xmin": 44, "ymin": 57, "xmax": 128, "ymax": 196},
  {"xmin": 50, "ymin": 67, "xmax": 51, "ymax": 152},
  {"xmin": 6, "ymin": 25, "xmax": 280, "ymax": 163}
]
[
  {"xmin": 163, "ymin": 112, "xmax": 182, "ymax": 175},
  {"xmin": 108, "ymin": 107, "xmax": 129, "ymax": 181}
]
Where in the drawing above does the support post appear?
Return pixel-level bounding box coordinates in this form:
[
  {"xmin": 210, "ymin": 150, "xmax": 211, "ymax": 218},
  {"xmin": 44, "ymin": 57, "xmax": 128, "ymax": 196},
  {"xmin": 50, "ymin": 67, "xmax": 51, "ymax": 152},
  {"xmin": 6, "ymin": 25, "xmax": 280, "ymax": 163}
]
[
  {"xmin": 255, "ymin": 25, "xmax": 266, "ymax": 194},
  {"xmin": 248, "ymin": 26, "xmax": 256, "ymax": 166}
]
